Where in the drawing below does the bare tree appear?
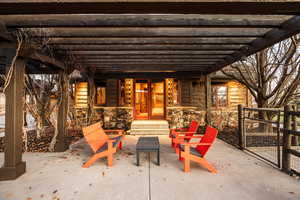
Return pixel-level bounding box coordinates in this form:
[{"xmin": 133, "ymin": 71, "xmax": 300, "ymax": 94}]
[
  {"xmin": 25, "ymin": 74, "xmax": 60, "ymax": 138},
  {"xmin": 222, "ymin": 35, "xmax": 300, "ymax": 119},
  {"xmin": 2, "ymin": 28, "xmax": 75, "ymax": 151}
]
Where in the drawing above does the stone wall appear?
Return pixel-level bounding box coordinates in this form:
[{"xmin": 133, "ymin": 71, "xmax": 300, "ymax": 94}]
[
  {"xmin": 89, "ymin": 106, "xmax": 237, "ymax": 132},
  {"xmin": 92, "ymin": 107, "xmax": 133, "ymax": 130},
  {"xmin": 167, "ymin": 106, "xmax": 238, "ymax": 130},
  {"xmin": 166, "ymin": 107, "xmax": 206, "ymax": 129},
  {"xmin": 211, "ymin": 109, "xmax": 238, "ymax": 129}
]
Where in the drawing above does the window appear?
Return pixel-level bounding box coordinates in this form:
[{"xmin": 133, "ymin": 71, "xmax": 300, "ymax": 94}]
[
  {"xmin": 95, "ymin": 82, "xmax": 106, "ymax": 105},
  {"xmin": 212, "ymin": 85, "xmax": 227, "ymax": 107}
]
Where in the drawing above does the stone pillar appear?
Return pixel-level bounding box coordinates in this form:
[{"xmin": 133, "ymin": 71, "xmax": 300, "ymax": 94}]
[
  {"xmin": 0, "ymin": 58, "xmax": 26, "ymax": 180},
  {"xmin": 55, "ymin": 71, "xmax": 69, "ymax": 152},
  {"xmin": 205, "ymin": 74, "xmax": 212, "ymax": 124}
]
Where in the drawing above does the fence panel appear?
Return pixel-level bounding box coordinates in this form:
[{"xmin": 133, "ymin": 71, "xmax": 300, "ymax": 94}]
[
  {"xmin": 242, "ymin": 107, "xmax": 282, "ymax": 168},
  {"xmin": 282, "ymin": 106, "xmax": 300, "ymax": 176}
]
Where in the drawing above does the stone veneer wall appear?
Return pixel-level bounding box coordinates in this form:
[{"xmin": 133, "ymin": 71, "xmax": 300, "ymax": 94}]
[
  {"xmin": 92, "ymin": 107, "xmax": 133, "ymax": 130},
  {"xmin": 89, "ymin": 106, "xmax": 237, "ymax": 132},
  {"xmin": 167, "ymin": 106, "xmax": 238, "ymax": 131},
  {"xmin": 167, "ymin": 107, "xmax": 206, "ymax": 129},
  {"xmin": 211, "ymin": 109, "xmax": 238, "ymax": 129}
]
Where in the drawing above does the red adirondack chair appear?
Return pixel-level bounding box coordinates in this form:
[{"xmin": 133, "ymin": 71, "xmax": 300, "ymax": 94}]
[
  {"xmin": 178, "ymin": 125, "xmax": 218, "ymax": 173},
  {"xmin": 170, "ymin": 121, "xmax": 200, "ymax": 153},
  {"xmin": 82, "ymin": 122, "xmax": 124, "ymax": 168}
]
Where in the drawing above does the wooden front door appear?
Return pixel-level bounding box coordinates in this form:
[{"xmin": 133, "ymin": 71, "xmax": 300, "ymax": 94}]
[{"xmin": 134, "ymin": 79, "xmax": 165, "ymax": 120}]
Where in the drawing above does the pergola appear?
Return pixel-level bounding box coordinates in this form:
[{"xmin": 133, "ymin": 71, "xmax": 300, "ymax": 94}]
[{"xmin": 0, "ymin": 0, "xmax": 300, "ymax": 180}]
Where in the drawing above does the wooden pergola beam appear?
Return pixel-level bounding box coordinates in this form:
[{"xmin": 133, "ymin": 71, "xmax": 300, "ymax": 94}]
[
  {"xmin": 55, "ymin": 44, "xmax": 243, "ymax": 51},
  {"xmin": 82, "ymin": 64, "xmax": 213, "ymax": 72},
  {"xmin": 94, "ymin": 71, "xmax": 204, "ymax": 79},
  {"xmin": 67, "ymin": 50, "xmax": 235, "ymax": 55},
  {"xmin": 76, "ymin": 58, "xmax": 223, "ymax": 62},
  {"xmin": 0, "ymin": 40, "xmax": 66, "ymax": 70},
  {"xmin": 22, "ymin": 51, "xmax": 65, "ymax": 70},
  {"xmin": 212, "ymin": 16, "xmax": 300, "ymax": 72},
  {"xmin": 75, "ymin": 55, "xmax": 228, "ymax": 59},
  {"xmin": 25, "ymin": 27, "xmax": 270, "ymax": 38},
  {"xmin": 2, "ymin": 14, "xmax": 289, "ymax": 28},
  {"xmin": 0, "ymin": 1, "xmax": 300, "ymax": 15},
  {"xmin": 48, "ymin": 37, "xmax": 257, "ymax": 45}
]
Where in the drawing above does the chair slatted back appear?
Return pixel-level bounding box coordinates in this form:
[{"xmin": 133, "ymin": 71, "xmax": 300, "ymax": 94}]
[
  {"xmin": 196, "ymin": 125, "xmax": 218, "ymax": 157},
  {"xmin": 186, "ymin": 121, "xmax": 199, "ymax": 142},
  {"xmin": 82, "ymin": 122, "xmax": 108, "ymax": 152}
]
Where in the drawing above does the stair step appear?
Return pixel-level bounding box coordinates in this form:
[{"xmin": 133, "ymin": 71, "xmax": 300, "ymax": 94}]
[
  {"xmin": 130, "ymin": 129, "xmax": 170, "ymax": 135},
  {"xmin": 130, "ymin": 120, "xmax": 169, "ymax": 135}
]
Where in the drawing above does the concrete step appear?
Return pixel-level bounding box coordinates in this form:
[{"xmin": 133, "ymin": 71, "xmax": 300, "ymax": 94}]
[
  {"xmin": 131, "ymin": 120, "xmax": 169, "ymax": 129},
  {"xmin": 130, "ymin": 120, "xmax": 169, "ymax": 135},
  {"xmin": 130, "ymin": 129, "xmax": 170, "ymax": 135}
]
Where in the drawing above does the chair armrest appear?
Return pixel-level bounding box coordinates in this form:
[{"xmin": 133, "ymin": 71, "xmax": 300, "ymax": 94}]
[
  {"xmin": 177, "ymin": 135, "xmax": 203, "ymax": 139},
  {"xmin": 170, "ymin": 128, "xmax": 188, "ymax": 132},
  {"xmin": 174, "ymin": 131, "xmax": 196, "ymax": 137},
  {"xmin": 181, "ymin": 142, "xmax": 212, "ymax": 146},
  {"xmin": 110, "ymin": 134, "xmax": 123, "ymax": 139},
  {"xmin": 104, "ymin": 129, "xmax": 124, "ymax": 134}
]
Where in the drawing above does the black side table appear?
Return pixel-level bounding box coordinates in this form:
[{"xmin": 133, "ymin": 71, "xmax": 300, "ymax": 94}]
[{"xmin": 136, "ymin": 137, "xmax": 160, "ymax": 166}]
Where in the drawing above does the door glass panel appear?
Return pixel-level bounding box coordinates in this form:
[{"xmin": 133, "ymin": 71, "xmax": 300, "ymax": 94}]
[
  {"xmin": 135, "ymin": 80, "xmax": 149, "ymax": 119},
  {"xmin": 151, "ymin": 81, "xmax": 164, "ymax": 118}
]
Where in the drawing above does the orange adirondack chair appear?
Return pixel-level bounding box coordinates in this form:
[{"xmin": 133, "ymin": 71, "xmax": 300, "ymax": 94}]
[
  {"xmin": 178, "ymin": 125, "xmax": 218, "ymax": 173},
  {"xmin": 170, "ymin": 121, "xmax": 200, "ymax": 153},
  {"xmin": 82, "ymin": 122, "xmax": 124, "ymax": 168}
]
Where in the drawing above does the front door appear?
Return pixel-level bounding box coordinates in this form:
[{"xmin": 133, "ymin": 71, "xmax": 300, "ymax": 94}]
[
  {"xmin": 134, "ymin": 79, "xmax": 165, "ymax": 120},
  {"xmin": 134, "ymin": 80, "xmax": 149, "ymax": 119}
]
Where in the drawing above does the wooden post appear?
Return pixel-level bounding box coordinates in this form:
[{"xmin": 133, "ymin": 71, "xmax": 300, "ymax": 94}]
[
  {"xmin": 87, "ymin": 76, "xmax": 95, "ymax": 124},
  {"xmin": 282, "ymin": 105, "xmax": 292, "ymax": 173},
  {"xmin": 291, "ymin": 105, "xmax": 298, "ymax": 146},
  {"xmin": 0, "ymin": 58, "xmax": 26, "ymax": 180},
  {"xmin": 205, "ymin": 74, "xmax": 211, "ymax": 124},
  {"xmin": 238, "ymin": 104, "xmax": 245, "ymax": 150},
  {"xmin": 55, "ymin": 71, "xmax": 69, "ymax": 152}
]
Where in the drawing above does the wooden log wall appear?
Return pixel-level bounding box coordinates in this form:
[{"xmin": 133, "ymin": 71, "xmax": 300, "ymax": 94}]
[
  {"xmin": 227, "ymin": 81, "xmax": 248, "ymax": 110},
  {"xmin": 106, "ymin": 79, "xmax": 118, "ymax": 106},
  {"xmin": 179, "ymin": 78, "xmax": 250, "ymax": 111},
  {"xmin": 191, "ymin": 79, "xmax": 206, "ymax": 109},
  {"xmin": 75, "ymin": 82, "xmax": 88, "ymax": 108},
  {"xmin": 180, "ymin": 79, "xmax": 192, "ymax": 106}
]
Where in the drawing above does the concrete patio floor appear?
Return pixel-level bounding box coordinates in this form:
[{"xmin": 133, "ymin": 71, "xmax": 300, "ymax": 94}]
[{"xmin": 0, "ymin": 135, "xmax": 299, "ymax": 200}]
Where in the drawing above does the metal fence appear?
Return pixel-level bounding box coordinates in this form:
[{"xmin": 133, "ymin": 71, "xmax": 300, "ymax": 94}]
[
  {"xmin": 238, "ymin": 105, "xmax": 300, "ymax": 176},
  {"xmin": 239, "ymin": 106, "xmax": 282, "ymax": 168}
]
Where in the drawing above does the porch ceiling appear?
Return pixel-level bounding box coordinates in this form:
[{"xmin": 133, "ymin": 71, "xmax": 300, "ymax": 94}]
[{"xmin": 0, "ymin": 1, "xmax": 300, "ymax": 76}]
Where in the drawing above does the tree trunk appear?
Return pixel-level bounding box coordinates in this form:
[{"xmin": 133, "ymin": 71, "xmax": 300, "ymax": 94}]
[
  {"xmin": 36, "ymin": 115, "xmax": 44, "ymax": 138},
  {"xmin": 256, "ymin": 98, "xmax": 270, "ymax": 132}
]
